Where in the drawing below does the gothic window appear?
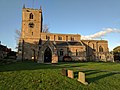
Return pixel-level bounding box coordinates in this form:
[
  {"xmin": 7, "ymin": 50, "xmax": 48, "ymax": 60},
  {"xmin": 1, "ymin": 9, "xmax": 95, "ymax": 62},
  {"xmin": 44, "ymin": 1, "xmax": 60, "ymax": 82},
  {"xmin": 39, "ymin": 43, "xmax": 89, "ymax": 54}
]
[
  {"xmin": 32, "ymin": 32, "xmax": 33, "ymax": 35},
  {"xmin": 92, "ymin": 43, "xmax": 94, "ymax": 49},
  {"xmin": 66, "ymin": 36, "xmax": 68, "ymax": 41},
  {"xmin": 54, "ymin": 35, "xmax": 56, "ymax": 41},
  {"xmin": 76, "ymin": 49, "xmax": 78, "ymax": 56},
  {"xmin": 71, "ymin": 37, "xmax": 74, "ymax": 41},
  {"xmin": 99, "ymin": 46, "xmax": 103, "ymax": 52},
  {"xmin": 46, "ymin": 35, "xmax": 50, "ymax": 40},
  {"xmin": 92, "ymin": 43, "xmax": 95, "ymax": 51},
  {"xmin": 29, "ymin": 13, "xmax": 33, "ymax": 19},
  {"xmin": 60, "ymin": 49, "xmax": 63, "ymax": 56},
  {"xmin": 58, "ymin": 36, "xmax": 62, "ymax": 40}
]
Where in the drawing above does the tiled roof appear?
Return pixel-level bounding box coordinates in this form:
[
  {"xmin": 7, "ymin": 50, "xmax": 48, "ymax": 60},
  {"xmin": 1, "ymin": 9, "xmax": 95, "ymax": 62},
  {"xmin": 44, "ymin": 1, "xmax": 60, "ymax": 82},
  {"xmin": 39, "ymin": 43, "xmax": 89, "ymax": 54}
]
[
  {"xmin": 68, "ymin": 42, "xmax": 82, "ymax": 46},
  {"xmin": 52, "ymin": 41, "xmax": 83, "ymax": 46}
]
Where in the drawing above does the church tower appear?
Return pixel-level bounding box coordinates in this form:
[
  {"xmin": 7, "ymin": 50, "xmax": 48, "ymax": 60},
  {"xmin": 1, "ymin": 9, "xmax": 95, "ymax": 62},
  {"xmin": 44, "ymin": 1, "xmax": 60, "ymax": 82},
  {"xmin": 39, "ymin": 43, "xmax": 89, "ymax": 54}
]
[
  {"xmin": 17, "ymin": 5, "xmax": 43, "ymax": 60},
  {"xmin": 21, "ymin": 5, "xmax": 43, "ymax": 41}
]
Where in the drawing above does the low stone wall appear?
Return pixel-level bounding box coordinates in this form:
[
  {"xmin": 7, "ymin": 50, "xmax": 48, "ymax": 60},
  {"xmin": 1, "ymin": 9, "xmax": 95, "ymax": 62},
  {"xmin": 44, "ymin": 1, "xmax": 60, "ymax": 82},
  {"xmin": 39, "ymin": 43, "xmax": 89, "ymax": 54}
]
[{"xmin": 71, "ymin": 56, "xmax": 86, "ymax": 61}]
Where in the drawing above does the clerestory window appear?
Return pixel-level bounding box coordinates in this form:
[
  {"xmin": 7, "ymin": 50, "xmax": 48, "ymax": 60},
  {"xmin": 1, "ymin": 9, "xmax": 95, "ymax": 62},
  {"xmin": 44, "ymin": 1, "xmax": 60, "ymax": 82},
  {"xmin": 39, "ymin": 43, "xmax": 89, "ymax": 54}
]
[
  {"xmin": 99, "ymin": 46, "xmax": 103, "ymax": 52},
  {"xmin": 58, "ymin": 36, "xmax": 62, "ymax": 40}
]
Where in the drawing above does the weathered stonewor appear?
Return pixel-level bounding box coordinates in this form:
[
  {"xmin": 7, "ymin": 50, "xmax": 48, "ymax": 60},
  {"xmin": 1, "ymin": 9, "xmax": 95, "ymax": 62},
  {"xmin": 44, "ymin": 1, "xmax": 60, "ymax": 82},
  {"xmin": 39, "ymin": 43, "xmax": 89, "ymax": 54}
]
[
  {"xmin": 67, "ymin": 70, "xmax": 74, "ymax": 79},
  {"xmin": 78, "ymin": 72, "xmax": 88, "ymax": 85},
  {"xmin": 61, "ymin": 68, "xmax": 68, "ymax": 76}
]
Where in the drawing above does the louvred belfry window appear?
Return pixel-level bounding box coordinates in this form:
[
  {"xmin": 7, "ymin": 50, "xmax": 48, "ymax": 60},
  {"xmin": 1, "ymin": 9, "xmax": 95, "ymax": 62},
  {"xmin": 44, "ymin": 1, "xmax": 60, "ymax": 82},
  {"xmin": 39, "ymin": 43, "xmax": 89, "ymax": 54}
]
[{"xmin": 29, "ymin": 13, "xmax": 33, "ymax": 19}]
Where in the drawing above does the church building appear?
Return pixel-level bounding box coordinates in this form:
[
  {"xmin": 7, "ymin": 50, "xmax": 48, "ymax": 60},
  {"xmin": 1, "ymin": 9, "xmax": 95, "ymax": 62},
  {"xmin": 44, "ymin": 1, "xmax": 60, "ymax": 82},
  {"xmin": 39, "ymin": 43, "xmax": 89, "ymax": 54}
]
[{"xmin": 17, "ymin": 5, "xmax": 114, "ymax": 63}]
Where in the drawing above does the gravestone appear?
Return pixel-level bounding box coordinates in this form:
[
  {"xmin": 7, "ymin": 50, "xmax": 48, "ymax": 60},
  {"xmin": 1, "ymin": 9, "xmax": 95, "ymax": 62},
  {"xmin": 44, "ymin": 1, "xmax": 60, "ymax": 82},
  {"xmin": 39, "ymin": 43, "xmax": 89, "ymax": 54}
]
[
  {"xmin": 67, "ymin": 70, "xmax": 74, "ymax": 78},
  {"xmin": 78, "ymin": 72, "xmax": 88, "ymax": 85},
  {"xmin": 61, "ymin": 68, "xmax": 67, "ymax": 76}
]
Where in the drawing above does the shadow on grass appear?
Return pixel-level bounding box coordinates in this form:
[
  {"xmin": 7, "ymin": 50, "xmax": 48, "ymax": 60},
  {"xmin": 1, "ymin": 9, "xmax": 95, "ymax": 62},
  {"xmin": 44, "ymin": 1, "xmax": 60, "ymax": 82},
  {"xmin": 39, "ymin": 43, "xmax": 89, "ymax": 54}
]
[
  {"xmin": 83, "ymin": 70, "xmax": 101, "ymax": 76},
  {"xmin": 0, "ymin": 61, "xmax": 86, "ymax": 72},
  {"xmin": 74, "ymin": 70, "xmax": 101, "ymax": 78},
  {"xmin": 73, "ymin": 70, "xmax": 118, "ymax": 84},
  {"xmin": 74, "ymin": 71, "xmax": 79, "ymax": 78},
  {"xmin": 86, "ymin": 72, "xmax": 116, "ymax": 83},
  {"xmin": 83, "ymin": 70, "xmax": 117, "ymax": 83}
]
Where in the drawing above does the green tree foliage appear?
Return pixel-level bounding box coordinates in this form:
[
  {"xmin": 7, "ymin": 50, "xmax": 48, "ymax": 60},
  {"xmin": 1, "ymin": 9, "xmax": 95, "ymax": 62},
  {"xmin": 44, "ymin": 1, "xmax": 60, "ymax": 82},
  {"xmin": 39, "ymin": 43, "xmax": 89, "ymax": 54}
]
[
  {"xmin": 113, "ymin": 46, "xmax": 120, "ymax": 52},
  {"xmin": 113, "ymin": 46, "xmax": 120, "ymax": 60}
]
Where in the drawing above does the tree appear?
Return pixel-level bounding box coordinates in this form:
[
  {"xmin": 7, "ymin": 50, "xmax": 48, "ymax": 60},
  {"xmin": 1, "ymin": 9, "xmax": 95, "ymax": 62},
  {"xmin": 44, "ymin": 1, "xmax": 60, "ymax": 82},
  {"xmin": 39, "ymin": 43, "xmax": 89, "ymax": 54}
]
[
  {"xmin": 42, "ymin": 24, "xmax": 50, "ymax": 33},
  {"xmin": 113, "ymin": 46, "xmax": 120, "ymax": 61},
  {"xmin": 15, "ymin": 29, "xmax": 21, "ymax": 43},
  {"xmin": 15, "ymin": 29, "xmax": 22, "ymax": 50},
  {"xmin": 113, "ymin": 46, "xmax": 120, "ymax": 52}
]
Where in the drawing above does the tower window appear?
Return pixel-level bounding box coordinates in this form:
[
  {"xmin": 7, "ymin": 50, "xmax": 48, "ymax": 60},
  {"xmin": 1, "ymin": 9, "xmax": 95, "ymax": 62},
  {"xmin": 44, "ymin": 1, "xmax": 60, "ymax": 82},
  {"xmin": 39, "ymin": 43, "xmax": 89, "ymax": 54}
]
[
  {"xmin": 58, "ymin": 36, "xmax": 62, "ymax": 40},
  {"xmin": 29, "ymin": 13, "xmax": 33, "ymax": 19},
  {"xmin": 29, "ymin": 22, "xmax": 34, "ymax": 28}
]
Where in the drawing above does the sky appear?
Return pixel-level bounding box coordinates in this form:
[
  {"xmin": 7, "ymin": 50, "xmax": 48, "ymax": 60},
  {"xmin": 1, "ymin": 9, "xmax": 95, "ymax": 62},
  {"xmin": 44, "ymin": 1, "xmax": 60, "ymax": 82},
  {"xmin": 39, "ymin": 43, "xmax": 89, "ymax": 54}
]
[{"xmin": 0, "ymin": 0, "xmax": 120, "ymax": 51}]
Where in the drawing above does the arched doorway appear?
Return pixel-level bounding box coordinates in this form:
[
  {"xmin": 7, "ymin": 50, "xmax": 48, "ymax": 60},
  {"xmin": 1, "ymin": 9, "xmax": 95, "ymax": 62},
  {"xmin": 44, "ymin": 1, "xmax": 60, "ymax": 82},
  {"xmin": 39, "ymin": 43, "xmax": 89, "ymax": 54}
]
[{"xmin": 44, "ymin": 47, "xmax": 52, "ymax": 63}]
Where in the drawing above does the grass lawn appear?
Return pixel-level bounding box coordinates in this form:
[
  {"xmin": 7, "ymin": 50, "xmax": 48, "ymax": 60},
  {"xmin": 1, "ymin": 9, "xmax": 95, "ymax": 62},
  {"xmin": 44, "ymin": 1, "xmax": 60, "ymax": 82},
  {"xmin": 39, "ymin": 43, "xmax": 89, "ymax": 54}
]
[{"xmin": 0, "ymin": 60, "xmax": 120, "ymax": 90}]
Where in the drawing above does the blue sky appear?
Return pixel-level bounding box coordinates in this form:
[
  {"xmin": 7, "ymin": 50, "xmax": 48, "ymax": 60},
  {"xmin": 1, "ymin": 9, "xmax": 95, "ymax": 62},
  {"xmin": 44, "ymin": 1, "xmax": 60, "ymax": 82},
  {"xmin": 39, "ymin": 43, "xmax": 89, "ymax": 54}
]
[{"xmin": 0, "ymin": 0, "xmax": 120, "ymax": 51}]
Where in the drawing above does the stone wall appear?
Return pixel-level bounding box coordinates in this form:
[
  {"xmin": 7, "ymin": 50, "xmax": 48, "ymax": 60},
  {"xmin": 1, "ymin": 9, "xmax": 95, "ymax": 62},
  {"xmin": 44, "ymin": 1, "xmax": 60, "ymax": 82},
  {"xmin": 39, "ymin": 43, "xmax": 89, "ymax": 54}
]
[{"xmin": 17, "ymin": 7, "xmax": 114, "ymax": 63}]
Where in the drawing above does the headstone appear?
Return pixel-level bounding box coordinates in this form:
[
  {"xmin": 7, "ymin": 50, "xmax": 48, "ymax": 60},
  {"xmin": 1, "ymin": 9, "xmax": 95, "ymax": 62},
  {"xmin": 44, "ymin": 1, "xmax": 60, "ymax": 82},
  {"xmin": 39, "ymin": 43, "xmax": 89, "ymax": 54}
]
[
  {"xmin": 61, "ymin": 68, "xmax": 67, "ymax": 76},
  {"xmin": 78, "ymin": 72, "xmax": 88, "ymax": 85},
  {"xmin": 68, "ymin": 70, "xmax": 74, "ymax": 78}
]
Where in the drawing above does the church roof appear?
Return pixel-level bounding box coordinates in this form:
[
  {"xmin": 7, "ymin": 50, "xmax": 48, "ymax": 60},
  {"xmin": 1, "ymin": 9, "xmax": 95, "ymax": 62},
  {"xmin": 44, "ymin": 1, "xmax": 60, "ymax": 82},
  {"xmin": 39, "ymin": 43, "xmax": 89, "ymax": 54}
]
[
  {"xmin": 68, "ymin": 42, "xmax": 82, "ymax": 46},
  {"xmin": 53, "ymin": 41, "xmax": 83, "ymax": 46}
]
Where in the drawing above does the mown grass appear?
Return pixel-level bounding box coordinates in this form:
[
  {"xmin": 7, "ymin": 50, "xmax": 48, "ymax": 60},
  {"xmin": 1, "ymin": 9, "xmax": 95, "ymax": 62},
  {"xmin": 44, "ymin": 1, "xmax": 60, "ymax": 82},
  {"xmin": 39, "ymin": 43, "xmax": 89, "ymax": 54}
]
[{"xmin": 0, "ymin": 61, "xmax": 120, "ymax": 90}]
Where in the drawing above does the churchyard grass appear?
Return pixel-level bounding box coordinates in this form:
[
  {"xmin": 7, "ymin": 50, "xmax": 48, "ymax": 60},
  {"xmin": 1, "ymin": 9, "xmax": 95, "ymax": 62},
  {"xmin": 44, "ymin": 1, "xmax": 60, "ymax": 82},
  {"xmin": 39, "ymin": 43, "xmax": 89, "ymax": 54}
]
[{"xmin": 0, "ymin": 60, "xmax": 120, "ymax": 90}]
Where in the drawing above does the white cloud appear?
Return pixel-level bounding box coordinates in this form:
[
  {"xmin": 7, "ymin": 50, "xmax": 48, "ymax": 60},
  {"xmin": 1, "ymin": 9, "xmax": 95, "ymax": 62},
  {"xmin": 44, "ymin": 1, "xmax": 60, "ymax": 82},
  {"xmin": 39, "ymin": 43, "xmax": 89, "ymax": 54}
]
[{"xmin": 81, "ymin": 28, "xmax": 120, "ymax": 40}]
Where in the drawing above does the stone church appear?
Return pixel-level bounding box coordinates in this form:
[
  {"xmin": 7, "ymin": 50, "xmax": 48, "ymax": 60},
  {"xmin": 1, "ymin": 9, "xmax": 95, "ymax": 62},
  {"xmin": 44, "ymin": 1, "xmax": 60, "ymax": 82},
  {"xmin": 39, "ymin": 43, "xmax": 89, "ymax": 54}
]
[{"xmin": 17, "ymin": 6, "xmax": 114, "ymax": 63}]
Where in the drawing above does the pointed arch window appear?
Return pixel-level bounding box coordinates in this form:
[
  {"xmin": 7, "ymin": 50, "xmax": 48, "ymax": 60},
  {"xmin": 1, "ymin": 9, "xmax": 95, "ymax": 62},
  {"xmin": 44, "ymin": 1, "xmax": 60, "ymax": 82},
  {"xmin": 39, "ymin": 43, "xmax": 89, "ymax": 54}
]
[
  {"xmin": 99, "ymin": 46, "xmax": 103, "ymax": 52},
  {"xmin": 76, "ymin": 49, "xmax": 78, "ymax": 56},
  {"xmin": 92, "ymin": 43, "xmax": 94, "ymax": 49},
  {"xmin": 46, "ymin": 35, "xmax": 50, "ymax": 40},
  {"xmin": 32, "ymin": 32, "xmax": 33, "ymax": 35},
  {"xmin": 60, "ymin": 49, "xmax": 64, "ymax": 56},
  {"xmin": 71, "ymin": 37, "xmax": 74, "ymax": 41},
  {"xmin": 29, "ymin": 13, "xmax": 33, "ymax": 19},
  {"xmin": 66, "ymin": 36, "xmax": 68, "ymax": 41},
  {"xmin": 54, "ymin": 35, "xmax": 56, "ymax": 41},
  {"xmin": 58, "ymin": 36, "xmax": 62, "ymax": 40}
]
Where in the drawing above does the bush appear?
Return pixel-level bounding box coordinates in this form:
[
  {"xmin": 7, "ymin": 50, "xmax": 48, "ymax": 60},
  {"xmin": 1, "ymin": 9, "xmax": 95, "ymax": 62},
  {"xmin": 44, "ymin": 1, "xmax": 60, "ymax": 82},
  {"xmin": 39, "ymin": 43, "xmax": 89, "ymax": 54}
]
[{"xmin": 63, "ymin": 56, "xmax": 72, "ymax": 62}]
